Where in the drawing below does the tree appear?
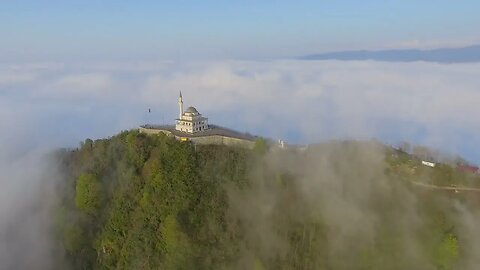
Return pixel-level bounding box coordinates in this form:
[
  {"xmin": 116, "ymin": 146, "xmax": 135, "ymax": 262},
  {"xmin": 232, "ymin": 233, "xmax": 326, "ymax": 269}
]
[
  {"xmin": 254, "ymin": 138, "xmax": 268, "ymax": 155},
  {"xmin": 75, "ymin": 173, "xmax": 101, "ymax": 215},
  {"xmin": 435, "ymin": 233, "xmax": 459, "ymax": 270},
  {"xmin": 161, "ymin": 215, "xmax": 194, "ymax": 269},
  {"xmin": 64, "ymin": 225, "xmax": 84, "ymax": 253}
]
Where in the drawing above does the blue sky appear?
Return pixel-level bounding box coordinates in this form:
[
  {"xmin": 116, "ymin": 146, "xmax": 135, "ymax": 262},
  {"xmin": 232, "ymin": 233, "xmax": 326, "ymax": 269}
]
[{"xmin": 1, "ymin": 1, "xmax": 480, "ymax": 61}]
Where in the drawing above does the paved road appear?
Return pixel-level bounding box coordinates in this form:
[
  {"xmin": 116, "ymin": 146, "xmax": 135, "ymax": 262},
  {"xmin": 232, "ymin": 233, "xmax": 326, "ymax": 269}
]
[{"xmin": 411, "ymin": 181, "xmax": 480, "ymax": 192}]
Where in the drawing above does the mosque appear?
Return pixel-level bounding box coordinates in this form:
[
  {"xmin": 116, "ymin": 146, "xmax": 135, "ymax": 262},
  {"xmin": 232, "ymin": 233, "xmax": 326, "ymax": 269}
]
[
  {"xmin": 175, "ymin": 92, "xmax": 209, "ymax": 133},
  {"xmin": 139, "ymin": 92, "xmax": 257, "ymax": 148}
]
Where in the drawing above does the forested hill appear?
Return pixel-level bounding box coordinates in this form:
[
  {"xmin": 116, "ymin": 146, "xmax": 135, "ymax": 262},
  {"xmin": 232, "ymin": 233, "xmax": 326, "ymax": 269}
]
[{"xmin": 54, "ymin": 130, "xmax": 480, "ymax": 270}]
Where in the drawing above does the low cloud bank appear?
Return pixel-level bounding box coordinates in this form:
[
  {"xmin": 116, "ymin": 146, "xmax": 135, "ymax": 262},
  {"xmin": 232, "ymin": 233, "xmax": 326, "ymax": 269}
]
[
  {"xmin": 0, "ymin": 147, "xmax": 65, "ymax": 269},
  {"xmin": 2, "ymin": 60, "xmax": 478, "ymax": 162}
]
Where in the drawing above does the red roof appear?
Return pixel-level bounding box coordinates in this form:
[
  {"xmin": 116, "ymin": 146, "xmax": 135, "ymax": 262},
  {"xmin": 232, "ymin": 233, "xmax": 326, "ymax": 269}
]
[{"xmin": 457, "ymin": 165, "xmax": 479, "ymax": 173}]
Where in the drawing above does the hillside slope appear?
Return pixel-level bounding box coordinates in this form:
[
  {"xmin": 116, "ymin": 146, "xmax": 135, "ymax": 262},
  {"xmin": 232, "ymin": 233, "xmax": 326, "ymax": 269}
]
[{"xmin": 54, "ymin": 130, "xmax": 480, "ymax": 270}]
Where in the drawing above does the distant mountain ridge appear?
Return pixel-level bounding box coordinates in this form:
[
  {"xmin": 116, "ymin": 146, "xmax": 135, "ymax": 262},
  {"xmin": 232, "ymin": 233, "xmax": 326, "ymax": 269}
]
[{"xmin": 300, "ymin": 45, "xmax": 480, "ymax": 63}]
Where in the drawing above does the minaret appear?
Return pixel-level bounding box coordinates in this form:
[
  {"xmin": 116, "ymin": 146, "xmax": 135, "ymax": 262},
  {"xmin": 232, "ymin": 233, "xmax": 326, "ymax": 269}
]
[{"xmin": 178, "ymin": 91, "xmax": 184, "ymax": 119}]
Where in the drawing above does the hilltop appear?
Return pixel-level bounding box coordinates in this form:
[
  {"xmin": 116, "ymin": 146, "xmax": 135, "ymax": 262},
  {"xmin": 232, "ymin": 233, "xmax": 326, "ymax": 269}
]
[{"xmin": 52, "ymin": 130, "xmax": 480, "ymax": 269}]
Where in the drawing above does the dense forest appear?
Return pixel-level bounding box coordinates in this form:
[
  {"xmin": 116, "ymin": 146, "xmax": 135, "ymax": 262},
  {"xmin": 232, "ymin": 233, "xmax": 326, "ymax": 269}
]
[{"xmin": 53, "ymin": 130, "xmax": 480, "ymax": 269}]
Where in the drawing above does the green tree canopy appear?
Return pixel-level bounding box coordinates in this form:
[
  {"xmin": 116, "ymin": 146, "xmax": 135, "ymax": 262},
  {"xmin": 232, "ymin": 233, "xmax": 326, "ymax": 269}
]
[
  {"xmin": 254, "ymin": 138, "xmax": 268, "ymax": 155},
  {"xmin": 54, "ymin": 130, "xmax": 476, "ymax": 270},
  {"xmin": 75, "ymin": 173, "xmax": 101, "ymax": 215}
]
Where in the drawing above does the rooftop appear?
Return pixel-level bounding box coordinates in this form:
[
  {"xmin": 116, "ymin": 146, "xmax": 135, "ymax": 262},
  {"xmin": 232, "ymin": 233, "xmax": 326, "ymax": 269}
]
[
  {"xmin": 140, "ymin": 124, "xmax": 258, "ymax": 141},
  {"xmin": 184, "ymin": 106, "xmax": 198, "ymax": 114}
]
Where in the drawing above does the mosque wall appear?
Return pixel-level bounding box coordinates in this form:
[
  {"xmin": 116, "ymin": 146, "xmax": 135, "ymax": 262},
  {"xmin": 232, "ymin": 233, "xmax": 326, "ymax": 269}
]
[{"xmin": 138, "ymin": 127, "xmax": 255, "ymax": 149}]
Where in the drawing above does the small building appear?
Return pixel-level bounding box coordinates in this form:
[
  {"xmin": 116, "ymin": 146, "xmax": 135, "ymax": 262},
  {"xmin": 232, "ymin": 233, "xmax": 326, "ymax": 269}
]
[{"xmin": 421, "ymin": 161, "xmax": 436, "ymax": 168}]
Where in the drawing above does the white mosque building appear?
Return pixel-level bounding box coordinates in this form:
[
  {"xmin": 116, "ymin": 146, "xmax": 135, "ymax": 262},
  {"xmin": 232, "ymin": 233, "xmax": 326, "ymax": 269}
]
[
  {"xmin": 175, "ymin": 92, "xmax": 209, "ymax": 133},
  {"xmin": 139, "ymin": 91, "xmax": 260, "ymax": 148},
  {"xmin": 140, "ymin": 91, "xmax": 302, "ymax": 150}
]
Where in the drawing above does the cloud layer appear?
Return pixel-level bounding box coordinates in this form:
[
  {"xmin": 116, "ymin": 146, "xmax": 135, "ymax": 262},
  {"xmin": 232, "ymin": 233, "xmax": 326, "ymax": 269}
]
[{"xmin": 4, "ymin": 60, "xmax": 478, "ymax": 161}]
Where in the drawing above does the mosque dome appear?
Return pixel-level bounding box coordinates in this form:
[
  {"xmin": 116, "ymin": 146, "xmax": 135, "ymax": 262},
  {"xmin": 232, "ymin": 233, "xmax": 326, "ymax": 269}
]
[{"xmin": 184, "ymin": 106, "xmax": 199, "ymax": 114}]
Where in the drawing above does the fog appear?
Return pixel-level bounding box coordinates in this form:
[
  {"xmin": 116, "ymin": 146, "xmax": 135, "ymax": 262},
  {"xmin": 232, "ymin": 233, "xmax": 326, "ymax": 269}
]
[
  {"xmin": 2, "ymin": 60, "xmax": 479, "ymax": 162},
  {"xmin": 0, "ymin": 146, "xmax": 64, "ymax": 269},
  {"xmin": 228, "ymin": 141, "xmax": 480, "ymax": 269},
  {"xmin": 1, "ymin": 59, "xmax": 479, "ymax": 268}
]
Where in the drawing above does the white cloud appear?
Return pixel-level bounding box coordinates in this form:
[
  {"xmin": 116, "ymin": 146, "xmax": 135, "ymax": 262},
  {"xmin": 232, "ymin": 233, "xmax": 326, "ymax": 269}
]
[
  {"xmin": 0, "ymin": 72, "xmax": 37, "ymax": 86},
  {"xmin": 45, "ymin": 73, "xmax": 114, "ymax": 98},
  {"xmin": 1, "ymin": 60, "xmax": 479, "ymax": 162},
  {"xmin": 141, "ymin": 61, "xmax": 480, "ymax": 152}
]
